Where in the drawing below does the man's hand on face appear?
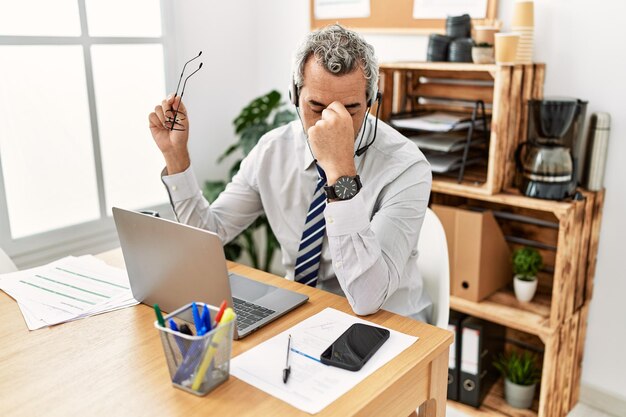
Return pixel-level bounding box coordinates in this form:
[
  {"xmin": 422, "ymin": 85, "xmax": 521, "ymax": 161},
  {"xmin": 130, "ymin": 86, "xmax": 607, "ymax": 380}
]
[{"xmin": 307, "ymin": 101, "xmax": 357, "ymax": 184}]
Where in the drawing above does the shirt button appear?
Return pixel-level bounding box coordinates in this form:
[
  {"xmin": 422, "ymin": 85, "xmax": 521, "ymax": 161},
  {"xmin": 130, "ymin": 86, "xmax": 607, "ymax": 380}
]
[
  {"xmin": 328, "ymin": 217, "xmax": 334, "ymax": 224},
  {"xmin": 335, "ymin": 261, "xmax": 342, "ymax": 268},
  {"xmin": 172, "ymin": 185, "xmax": 178, "ymax": 191}
]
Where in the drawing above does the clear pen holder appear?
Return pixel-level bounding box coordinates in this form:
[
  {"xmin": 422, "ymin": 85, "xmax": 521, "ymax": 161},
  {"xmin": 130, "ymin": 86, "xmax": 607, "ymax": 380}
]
[{"xmin": 154, "ymin": 302, "xmax": 235, "ymax": 396}]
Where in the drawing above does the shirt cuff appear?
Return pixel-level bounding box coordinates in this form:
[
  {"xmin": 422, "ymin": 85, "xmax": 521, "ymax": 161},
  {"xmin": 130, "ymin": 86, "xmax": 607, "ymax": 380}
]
[
  {"xmin": 161, "ymin": 165, "xmax": 201, "ymax": 202},
  {"xmin": 324, "ymin": 191, "xmax": 369, "ymax": 236}
]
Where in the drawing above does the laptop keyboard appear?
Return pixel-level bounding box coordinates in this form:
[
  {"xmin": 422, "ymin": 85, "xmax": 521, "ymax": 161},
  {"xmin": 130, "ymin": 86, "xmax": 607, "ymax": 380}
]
[{"xmin": 233, "ymin": 297, "xmax": 275, "ymax": 331}]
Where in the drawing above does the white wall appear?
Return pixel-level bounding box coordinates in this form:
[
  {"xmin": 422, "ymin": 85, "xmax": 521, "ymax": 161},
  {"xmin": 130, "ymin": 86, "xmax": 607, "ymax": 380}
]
[
  {"xmin": 522, "ymin": 0, "xmax": 626, "ymax": 401},
  {"xmin": 168, "ymin": 0, "xmax": 258, "ymax": 183},
  {"xmin": 179, "ymin": 0, "xmax": 626, "ymax": 400}
]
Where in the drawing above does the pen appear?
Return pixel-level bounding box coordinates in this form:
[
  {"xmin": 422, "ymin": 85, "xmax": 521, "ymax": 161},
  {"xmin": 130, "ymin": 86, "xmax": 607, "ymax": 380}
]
[
  {"xmin": 192, "ymin": 302, "xmax": 204, "ymax": 335},
  {"xmin": 201, "ymin": 304, "xmax": 213, "ymax": 332},
  {"xmin": 169, "ymin": 318, "xmax": 187, "ymax": 356},
  {"xmin": 214, "ymin": 299, "xmax": 228, "ymax": 327},
  {"xmin": 283, "ymin": 334, "xmax": 292, "ymax": 384},
  {"xmin": 154, "ymin": 304, "xmax": 165, "ymax": 327},
  {"xmin": 191, "ymin": 308, "xmax": 236, "ymax": 391}
]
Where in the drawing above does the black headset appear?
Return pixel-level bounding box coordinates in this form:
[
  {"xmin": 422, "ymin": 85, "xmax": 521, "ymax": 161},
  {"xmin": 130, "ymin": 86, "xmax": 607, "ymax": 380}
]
[{"xmin": 289, "ymin": 78, "xmax": 382, "ymax": 157}]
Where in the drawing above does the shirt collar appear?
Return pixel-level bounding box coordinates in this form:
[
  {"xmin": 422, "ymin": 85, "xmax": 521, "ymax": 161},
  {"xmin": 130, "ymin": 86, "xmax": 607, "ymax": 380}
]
[{"xmin": 300, "ymin": 115, "xmax": 373, "ymax": 172}]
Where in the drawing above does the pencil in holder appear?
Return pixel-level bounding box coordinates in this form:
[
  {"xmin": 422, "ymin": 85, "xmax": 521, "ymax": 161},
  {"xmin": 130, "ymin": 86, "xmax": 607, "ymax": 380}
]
[{"xmin": 154, "ymin": 302, "xmax": 235, "ymax": 396}]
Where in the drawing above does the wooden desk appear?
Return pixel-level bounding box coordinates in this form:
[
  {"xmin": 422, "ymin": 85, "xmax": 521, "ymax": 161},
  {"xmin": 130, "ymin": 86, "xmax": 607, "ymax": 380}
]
[{"xmin": 0, "ymin": 249, "xmax": 452, "ymax": 417}]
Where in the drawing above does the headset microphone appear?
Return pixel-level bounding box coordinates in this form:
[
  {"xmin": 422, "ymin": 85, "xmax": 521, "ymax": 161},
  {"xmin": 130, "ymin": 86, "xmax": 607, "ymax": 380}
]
[{"xmin": 355, "ymin": 91, "xmax": 382, "ymax": 157}]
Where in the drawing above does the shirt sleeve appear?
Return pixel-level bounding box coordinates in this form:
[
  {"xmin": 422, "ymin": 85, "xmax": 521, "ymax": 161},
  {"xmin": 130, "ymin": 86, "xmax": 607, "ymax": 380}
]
[
  {"xmin": 161, "ymin": 152, "xmax": 264, "ymax": 244},
  {"xmin": 324, "ymin": 160, "xmax": 431, "ymax": 316}
]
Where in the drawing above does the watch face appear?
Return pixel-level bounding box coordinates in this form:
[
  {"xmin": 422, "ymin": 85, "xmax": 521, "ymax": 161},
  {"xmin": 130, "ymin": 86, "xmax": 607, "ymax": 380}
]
[{"xmin": 335, "ymin": 176, "xmax": 359, "ymax": 200}]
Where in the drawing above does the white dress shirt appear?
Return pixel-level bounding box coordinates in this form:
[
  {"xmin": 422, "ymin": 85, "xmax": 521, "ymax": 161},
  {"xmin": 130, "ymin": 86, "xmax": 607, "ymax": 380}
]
[{"xmin": 161, "ymin": 116, "xmax": 433, "ymax": 322}]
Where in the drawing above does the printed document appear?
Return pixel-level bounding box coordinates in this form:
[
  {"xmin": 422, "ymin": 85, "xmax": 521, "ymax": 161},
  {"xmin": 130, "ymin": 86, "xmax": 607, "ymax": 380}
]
[
  {"xmin": 230, "ymin": 307, "xmax": 418, "ymax": 414},
  {"xmin": 0, "ymin": 255, "xmax": 137, "ymax": 330}
]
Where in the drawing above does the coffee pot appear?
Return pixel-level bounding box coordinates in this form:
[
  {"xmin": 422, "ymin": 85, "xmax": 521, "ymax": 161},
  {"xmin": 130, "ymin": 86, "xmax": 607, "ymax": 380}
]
[{"xmin": 515, "ymin": 97, "xmax": 587, "ymax": 200}]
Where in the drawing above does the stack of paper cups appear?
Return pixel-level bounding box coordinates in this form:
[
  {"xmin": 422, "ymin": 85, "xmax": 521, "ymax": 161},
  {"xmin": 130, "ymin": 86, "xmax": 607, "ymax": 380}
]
[{"xmin": 512, "ymin": 0, "xmax": 534, "ymax": 63}]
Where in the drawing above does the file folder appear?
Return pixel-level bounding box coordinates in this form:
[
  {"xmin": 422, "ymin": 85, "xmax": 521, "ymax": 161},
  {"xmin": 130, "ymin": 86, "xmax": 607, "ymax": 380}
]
[
  {"xmin": 447, "ymin": 310, "xmax": 466, "ymax": 401},
  {"xmin": 459, "ymin": 317, "xmax": 505, "ymax": 407}
]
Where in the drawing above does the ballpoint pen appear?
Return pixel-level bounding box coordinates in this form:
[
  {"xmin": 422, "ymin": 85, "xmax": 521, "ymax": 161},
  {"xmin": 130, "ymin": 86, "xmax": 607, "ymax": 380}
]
[
  {"xmin": 201, "ymin": 304, "xmax": 212, "ymax": 332},
  {"xmin": 192, "ymin": 302, "xmax": 205, "ymax": 335},
  {"xmin": 283, "ymin": 334, "xmax": 292, "ymax": 384},
  {"xmin": 169, "ymin": 318, "xmax": 188, "ymax": 356}
]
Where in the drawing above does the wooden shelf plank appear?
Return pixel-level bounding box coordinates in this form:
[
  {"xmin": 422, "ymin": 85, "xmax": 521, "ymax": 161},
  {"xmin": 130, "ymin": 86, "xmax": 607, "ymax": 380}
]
[
  {"xmin": 431, "ymin": 185, "xmax": 575, "ymax": 218},
  {"xmin": 448, "ymin": 378, "xmax": 539, "ymax": 417},
  {"xmin": 380, "ymin": 61, "xmax": 498, "ymax": 73},
  {"xmin": 450, "ymin": 290, "xmax": 553, "ymax": 341}
]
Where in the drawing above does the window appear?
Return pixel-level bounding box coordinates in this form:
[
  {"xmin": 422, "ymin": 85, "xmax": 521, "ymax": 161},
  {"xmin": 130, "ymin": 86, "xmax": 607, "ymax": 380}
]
[{"xmin": 0, "ymin": 0, "xmax": 173, "ymax": 266}]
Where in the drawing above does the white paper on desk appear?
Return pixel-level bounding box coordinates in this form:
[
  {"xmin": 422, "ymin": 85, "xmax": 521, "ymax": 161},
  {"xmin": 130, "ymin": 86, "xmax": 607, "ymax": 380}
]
[
  {"xmin": 230, "ymin": 308, "xmax": 418, "ymax": 414},
  {"xmin": 0, "ymin": 255, "xmax": 138, "ymax": 330}
]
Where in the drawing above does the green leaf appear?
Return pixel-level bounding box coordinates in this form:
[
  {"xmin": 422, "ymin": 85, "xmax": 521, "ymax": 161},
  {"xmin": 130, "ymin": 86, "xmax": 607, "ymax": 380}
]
[
  {"xmin": 239, "ymin": 123, "xmax": 269, "ymax": 155},
  {"xmin": 224, "ymin": 242, "xmax": 242, "ymax": 261},
  {"xmin": 271, "ymin": 109, "xmax": 296, "ymax": 129},
  {"xmin": 512, "ymin": 246, "xmax": 543, "ymax": 278},
  {"xmin": 233, "ymin": 90, "xmax": 281, "ymax": 134},
  {"xmin": 493, "ymin": 350, "xmax": 541, "ymax": 386}
]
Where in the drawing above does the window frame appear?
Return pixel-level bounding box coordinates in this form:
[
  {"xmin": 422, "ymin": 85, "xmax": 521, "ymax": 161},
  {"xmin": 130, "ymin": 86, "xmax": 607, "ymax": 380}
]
[{"xmin": 0, "ymin": 0, "xmax": 177, "ymax": 268}]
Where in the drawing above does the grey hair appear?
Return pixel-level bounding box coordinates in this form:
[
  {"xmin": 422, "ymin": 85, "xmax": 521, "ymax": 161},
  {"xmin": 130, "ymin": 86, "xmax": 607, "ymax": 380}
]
[{"xmin": 292, "ymin": 24, "xmax": 379, "ymax": 104}]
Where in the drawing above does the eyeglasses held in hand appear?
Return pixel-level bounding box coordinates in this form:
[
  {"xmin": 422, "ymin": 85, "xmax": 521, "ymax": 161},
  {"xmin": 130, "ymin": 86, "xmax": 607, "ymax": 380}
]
[{"xmin": 165, "ymin": 51, "xmax": 203, "ymax": 131}]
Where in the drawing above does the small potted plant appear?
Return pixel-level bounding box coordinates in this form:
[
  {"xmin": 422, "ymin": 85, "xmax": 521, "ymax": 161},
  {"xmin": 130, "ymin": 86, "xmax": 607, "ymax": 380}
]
[
  {"xmin": 494, "ymin": 350, "xmax": 541, "ymax": 409},
  {"xmin": 512, "ymin": 247, "xmax": 542, "ymax": 302},
  {"xmin": 472, "ymin": 42, "xmax": 495, "ymax": 64}
]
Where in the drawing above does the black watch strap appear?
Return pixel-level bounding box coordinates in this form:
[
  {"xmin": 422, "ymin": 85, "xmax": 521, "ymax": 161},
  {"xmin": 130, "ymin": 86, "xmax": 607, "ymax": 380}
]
[{"xmin": 324, "ymin": 184, "xmax": 338, "ymax": 199}]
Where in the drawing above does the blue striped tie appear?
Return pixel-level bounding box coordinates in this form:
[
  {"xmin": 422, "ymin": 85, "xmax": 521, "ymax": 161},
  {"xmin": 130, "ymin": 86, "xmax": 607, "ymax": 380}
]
[{"xmin": 295, "ymin": 165, "xmax": 327, "ymax": 287}]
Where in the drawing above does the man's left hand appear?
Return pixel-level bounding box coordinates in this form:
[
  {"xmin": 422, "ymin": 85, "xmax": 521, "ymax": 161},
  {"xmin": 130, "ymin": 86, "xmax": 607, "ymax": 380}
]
[{"xmin": 307, "ymin": 101, "xmax": 357, "ymax": 184}]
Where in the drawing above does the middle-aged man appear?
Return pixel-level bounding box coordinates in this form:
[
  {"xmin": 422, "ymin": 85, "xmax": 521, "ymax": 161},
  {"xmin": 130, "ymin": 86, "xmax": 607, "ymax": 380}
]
[{"xmin": 148, "ymin": 24, "xmax": 433, "ymax": 323}]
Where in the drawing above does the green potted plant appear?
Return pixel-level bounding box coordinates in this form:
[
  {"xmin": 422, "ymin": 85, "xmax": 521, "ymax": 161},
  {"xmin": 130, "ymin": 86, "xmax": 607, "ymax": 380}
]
[
  {"xmin": 472, "ymin": 41, "xmax": 495, "ymax": 64},
  {"xmin": 494, "ymin": 349, "xmax": 541, "ymax": 409},
  {"xmin": 512, "ymin": 247, "xmax": 543, "ymax": 302},
  {"xmin": 203, "ymin": 90, "xmax": 295, "ymax": 271}
]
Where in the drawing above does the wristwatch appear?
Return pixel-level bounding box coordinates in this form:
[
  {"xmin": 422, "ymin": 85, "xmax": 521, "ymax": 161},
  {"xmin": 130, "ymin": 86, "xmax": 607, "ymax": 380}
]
[{"xmin": 324, "ymin": 175, "xmax": 362, "ymax": 200}]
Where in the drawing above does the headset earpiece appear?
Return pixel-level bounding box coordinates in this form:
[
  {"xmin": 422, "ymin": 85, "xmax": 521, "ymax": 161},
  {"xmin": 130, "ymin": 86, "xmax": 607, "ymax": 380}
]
[
  {"xmin": 366, "ymin": 91, "xmax": 382, "ymax": 108},
  {"xmin": 289, "ymin": 78, "xmax": 299, "ymax": 107},
  {"xmin": 355, "ymin": 91, "xmax": 382, "ymax": 157}
]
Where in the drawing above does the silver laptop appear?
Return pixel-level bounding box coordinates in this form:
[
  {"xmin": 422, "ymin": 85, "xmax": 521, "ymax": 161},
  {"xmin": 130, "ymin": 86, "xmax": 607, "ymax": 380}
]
[{"xmin": 112, "ymin": 207, "xmax": 308, "ymax": 339}]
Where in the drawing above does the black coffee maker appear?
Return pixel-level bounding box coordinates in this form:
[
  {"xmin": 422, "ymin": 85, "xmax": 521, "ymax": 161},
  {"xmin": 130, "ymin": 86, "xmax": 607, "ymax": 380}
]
[{"xmin": 515, "ymin": 97, "xmax": 587, "ymax": 200}]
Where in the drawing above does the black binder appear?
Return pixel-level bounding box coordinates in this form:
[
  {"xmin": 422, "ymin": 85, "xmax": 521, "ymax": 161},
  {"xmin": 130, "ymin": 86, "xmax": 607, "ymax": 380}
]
[
  {"xmin": 459, "ymin": 317, "xmax": 505, "ymax": 407},
  {"xmin": 447, "ymin": 310, "xmax": 466, "ymax": 401}
]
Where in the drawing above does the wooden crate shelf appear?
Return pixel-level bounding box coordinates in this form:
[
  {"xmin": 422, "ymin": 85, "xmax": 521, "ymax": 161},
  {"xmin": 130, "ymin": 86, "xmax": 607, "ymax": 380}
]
[
  {"xmin": 432, "ymin": 189, "xmax": 604, "ymax": 417},
  {"xmin": 447, "ymin": 304, "xmax": 590, "ymax": 417},
  {"xmin": 387, "ymin": 63, "xmax": 607, "ymax": 417},
  {"xmin": 431, "ymin": 189, "xmax": 603, "ymax": 331},
  {"xmin": 379, "ymin": 62, "xmax": 545, "ymax": 196}
]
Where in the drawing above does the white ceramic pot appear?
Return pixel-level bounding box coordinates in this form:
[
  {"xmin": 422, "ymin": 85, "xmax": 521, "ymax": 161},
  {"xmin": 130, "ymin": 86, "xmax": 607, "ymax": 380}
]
[
  {"xmin": 472, "ymin": 46, "xmax": 495, "ymax": 64},
  {"xmin": 514, "ymin": 274, "xmax": 538, "ymax": 302},
  {"xmin": 504, "ymin": 378, "xmax": 536, "ymax": 409}
]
